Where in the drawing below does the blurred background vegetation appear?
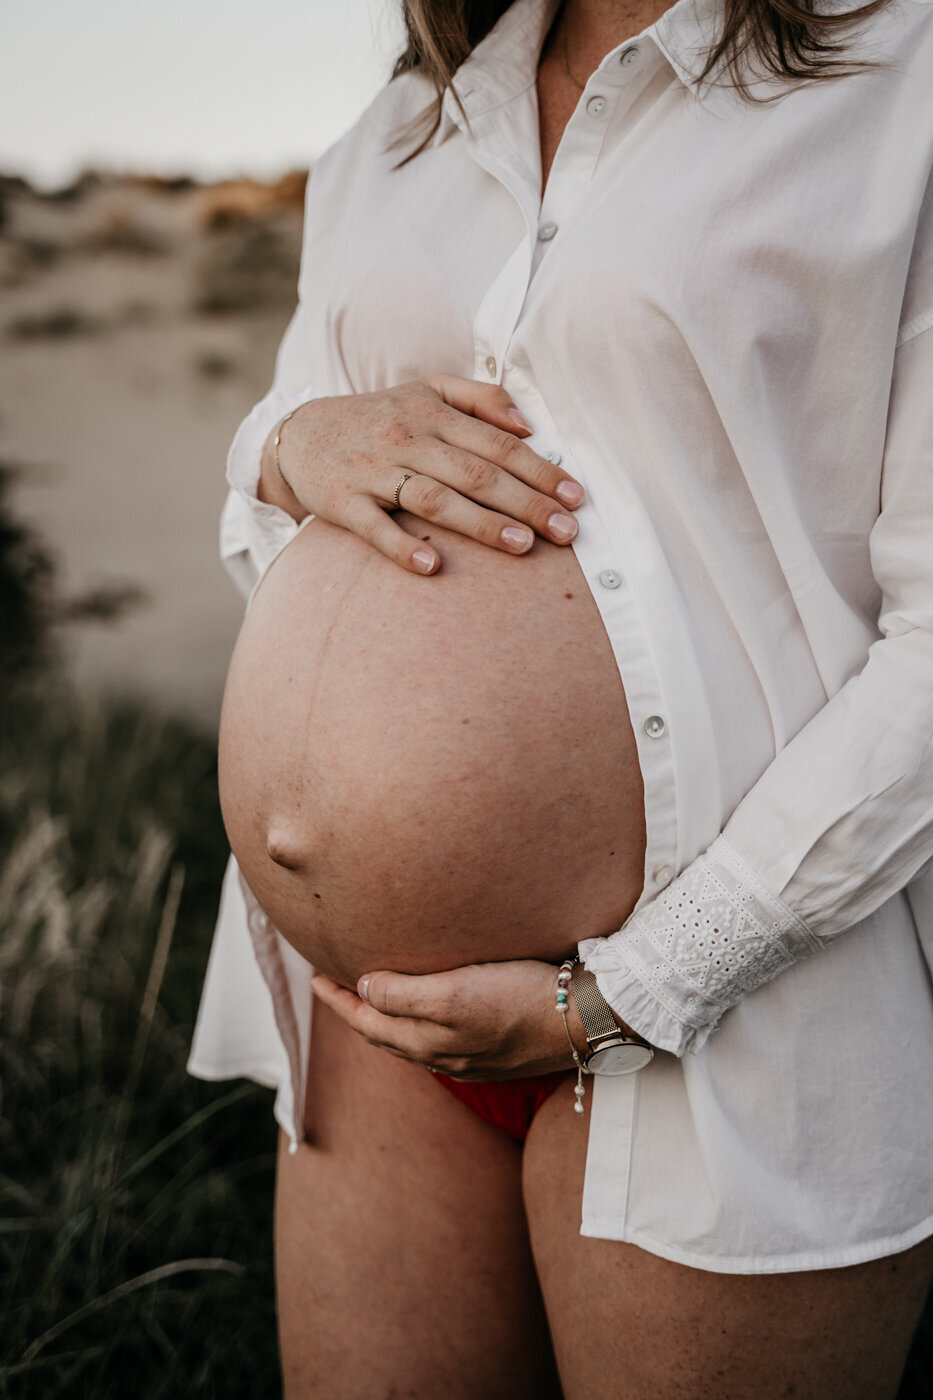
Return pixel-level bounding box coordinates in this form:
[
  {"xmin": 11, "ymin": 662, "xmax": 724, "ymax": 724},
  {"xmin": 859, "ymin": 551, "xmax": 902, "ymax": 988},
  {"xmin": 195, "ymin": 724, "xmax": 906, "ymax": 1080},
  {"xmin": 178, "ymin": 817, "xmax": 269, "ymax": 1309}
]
[
  {"xmin": 0, "ymin": 167, "xmax": 930, "ymax": 1400},
  {"xmin": 0, "ymin": 172, "xmax": 292, "ymax": 1397}
]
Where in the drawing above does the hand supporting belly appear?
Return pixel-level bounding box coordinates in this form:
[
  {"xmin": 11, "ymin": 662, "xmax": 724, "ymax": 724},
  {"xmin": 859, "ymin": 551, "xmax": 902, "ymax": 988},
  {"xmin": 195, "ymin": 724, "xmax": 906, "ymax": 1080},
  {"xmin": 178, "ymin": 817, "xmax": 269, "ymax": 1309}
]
[{"xmin": 218, "ymin": 512, "xmax": 646, "ymax": 989}]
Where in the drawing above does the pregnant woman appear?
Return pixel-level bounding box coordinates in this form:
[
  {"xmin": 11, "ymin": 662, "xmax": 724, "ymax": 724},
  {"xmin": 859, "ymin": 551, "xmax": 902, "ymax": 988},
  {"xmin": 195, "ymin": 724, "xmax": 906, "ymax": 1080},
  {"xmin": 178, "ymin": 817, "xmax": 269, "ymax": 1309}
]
[{"xmin": 189, "ymin": 0, "xmax": 933, "ymax": 1395}]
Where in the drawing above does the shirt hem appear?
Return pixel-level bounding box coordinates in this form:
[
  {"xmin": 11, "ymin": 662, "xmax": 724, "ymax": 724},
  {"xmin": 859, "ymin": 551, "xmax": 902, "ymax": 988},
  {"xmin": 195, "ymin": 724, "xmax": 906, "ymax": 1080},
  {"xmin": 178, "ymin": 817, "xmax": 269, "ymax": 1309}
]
[
  {"xmin": 186, "ymin": 1054, "xmax": 283, "ymax": 1094},
  {"xmin": 578, "ymin": 1213, "xmax": 933, "ymax": 1274}
]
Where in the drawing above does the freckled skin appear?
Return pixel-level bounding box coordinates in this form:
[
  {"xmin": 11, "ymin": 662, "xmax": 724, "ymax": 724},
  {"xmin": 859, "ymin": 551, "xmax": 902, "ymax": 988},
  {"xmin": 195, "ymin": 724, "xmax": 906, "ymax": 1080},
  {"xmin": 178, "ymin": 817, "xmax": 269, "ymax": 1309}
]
[{"xmin": 218, "ymin": 511, "xmax": 646, "ymax": 989}]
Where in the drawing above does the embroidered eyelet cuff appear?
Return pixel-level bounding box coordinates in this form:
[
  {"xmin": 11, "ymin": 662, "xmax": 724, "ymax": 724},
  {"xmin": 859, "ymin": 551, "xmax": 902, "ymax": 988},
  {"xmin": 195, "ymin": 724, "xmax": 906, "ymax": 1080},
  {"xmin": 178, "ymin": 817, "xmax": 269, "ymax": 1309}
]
[{"xmin": 578, "ymin": 836, "xmax": 821, "ymax": 1056}]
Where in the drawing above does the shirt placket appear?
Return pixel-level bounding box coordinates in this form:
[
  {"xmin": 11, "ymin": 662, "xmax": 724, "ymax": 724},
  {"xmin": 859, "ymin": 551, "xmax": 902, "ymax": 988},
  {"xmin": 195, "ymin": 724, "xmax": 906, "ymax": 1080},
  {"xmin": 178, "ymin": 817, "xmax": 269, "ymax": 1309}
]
[
  {"xmin": 460, "ymin": 45, "xmax": 689, "ymax": 1237},
  {"xmin": 508, "ymin": 381, "xmax": 681, "ymax": 907},
  {"xmin": 450, "ymin": 93, "xmax": 543, "ymax": 384},
  {"xmin": 515, "ymin": 47, "xmax": 685, "ymax": 900},
  {"xmin": 453, "ymin": 49, "xmax": 700, "ymax": 896},
  {"xmin": 532, "ymin": 49, "xmax": 629, "ymax": 272}
]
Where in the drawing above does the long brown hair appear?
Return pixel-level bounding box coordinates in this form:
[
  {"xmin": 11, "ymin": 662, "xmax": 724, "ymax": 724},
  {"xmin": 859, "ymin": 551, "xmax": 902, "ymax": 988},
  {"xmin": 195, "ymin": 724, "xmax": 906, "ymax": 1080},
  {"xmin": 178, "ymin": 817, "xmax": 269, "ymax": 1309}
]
[{"xmin": 391, "ymin": 0, "xmax": 894, "ymax": 158}]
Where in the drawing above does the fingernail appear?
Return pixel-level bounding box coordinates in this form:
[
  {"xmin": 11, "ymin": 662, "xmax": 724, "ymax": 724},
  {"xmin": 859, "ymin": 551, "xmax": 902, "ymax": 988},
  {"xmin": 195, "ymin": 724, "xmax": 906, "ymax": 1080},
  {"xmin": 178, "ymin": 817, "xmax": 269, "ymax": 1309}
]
[
  {"xmin": 508, "ymin": 407, "xmax": 533, "ymax": 432},
  {"xmin": 547, "ymin": 512, "xmax": 577, "ymax": 542},
  {"xmin": 555, "ymin": 479, "xmax": 584, "ymax": 507},
  {"xmin": 412, "ymin": 549, "xmax": 436, "ymax": 574},
  {"xmin": 357, "ymin": 977, "xmax": 369, "ymax": 1002},
  {"xmin": 500, "ymin": 525, "xmax": 534, "ymax": 552}
]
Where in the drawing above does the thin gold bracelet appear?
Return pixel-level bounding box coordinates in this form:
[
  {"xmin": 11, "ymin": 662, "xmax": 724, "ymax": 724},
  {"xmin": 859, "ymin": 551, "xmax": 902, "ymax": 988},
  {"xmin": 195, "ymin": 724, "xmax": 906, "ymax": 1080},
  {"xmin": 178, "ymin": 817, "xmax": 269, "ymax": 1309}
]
[{"xmin": 272, "ymin": 406, "xmax": 300, "ymax": 485}]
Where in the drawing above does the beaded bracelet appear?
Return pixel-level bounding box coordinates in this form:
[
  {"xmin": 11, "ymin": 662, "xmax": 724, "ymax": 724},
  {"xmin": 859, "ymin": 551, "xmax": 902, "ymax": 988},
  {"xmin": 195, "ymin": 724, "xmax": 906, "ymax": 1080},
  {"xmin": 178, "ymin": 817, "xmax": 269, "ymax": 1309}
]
[{"xmin": 556, "ymin": 957, "xmax": 588, "ymax": 1116}]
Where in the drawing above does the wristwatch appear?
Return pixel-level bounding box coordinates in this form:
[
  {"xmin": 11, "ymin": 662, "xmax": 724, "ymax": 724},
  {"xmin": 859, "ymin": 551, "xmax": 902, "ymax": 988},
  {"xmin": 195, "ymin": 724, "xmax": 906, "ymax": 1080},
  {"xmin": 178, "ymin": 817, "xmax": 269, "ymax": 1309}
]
[{"xmin": 570, "ymin": 962, "xmax": 654, "ymax": 1075}]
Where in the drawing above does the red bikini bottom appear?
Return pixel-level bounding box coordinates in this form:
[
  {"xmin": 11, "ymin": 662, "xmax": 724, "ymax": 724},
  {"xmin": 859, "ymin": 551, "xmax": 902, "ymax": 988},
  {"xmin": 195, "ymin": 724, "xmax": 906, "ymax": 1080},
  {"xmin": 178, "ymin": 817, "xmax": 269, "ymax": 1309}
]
[{"xmin": 432, "ymin": 1070, "xmax": 569, "ymax": 1143}]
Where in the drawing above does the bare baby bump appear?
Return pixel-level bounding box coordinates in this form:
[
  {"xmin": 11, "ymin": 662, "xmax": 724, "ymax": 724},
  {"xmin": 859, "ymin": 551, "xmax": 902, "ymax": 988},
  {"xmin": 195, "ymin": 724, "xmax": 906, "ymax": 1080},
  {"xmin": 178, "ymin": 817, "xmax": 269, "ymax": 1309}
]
[{"xmin": 218, "ymin": 512, "xmax": 647, "ymax": 988}]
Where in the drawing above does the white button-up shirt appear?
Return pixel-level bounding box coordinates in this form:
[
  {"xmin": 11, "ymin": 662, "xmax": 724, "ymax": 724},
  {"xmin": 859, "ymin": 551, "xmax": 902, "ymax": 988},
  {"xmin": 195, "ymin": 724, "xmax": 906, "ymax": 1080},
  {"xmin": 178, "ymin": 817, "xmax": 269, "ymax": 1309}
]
[{"xmin": 189, "ymin": 0, "xmax": 933, "ymax": 1270}]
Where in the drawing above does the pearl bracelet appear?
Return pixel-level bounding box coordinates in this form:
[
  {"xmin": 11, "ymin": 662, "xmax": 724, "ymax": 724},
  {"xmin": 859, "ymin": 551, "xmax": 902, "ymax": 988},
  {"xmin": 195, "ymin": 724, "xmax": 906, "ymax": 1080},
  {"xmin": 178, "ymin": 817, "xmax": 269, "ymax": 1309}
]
[{"xmin": 556, "ymin": 957, "xmax": 588, "ymax": 1116}]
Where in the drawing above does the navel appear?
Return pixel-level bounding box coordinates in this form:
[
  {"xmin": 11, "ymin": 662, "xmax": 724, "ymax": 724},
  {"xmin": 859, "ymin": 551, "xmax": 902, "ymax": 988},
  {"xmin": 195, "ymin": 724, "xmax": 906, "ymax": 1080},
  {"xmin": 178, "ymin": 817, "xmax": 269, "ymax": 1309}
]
[{"xmin": 266, "ymin": 827, "xmax": 307, "ymax": 871}]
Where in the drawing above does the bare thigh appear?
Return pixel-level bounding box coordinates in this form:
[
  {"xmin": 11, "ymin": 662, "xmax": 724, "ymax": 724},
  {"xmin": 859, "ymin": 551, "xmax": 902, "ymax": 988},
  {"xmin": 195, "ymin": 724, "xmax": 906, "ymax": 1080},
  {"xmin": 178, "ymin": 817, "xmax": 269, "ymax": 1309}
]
[
  {"xmin": 275, "ymin": 998, "xmax": 562, "ymax": 1400},
  {"xmin": 523, "ymin": 1080, "xmax": 933, "ymax": 1400}
]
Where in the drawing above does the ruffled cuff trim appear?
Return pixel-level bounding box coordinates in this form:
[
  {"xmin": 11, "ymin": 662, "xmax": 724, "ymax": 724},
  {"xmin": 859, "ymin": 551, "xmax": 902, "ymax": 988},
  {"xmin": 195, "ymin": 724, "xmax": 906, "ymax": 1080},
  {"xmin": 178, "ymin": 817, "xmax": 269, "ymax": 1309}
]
[
  {"xmin": 575, "ymin": 946, "xmax": 713, "ymax": 1056},
  {"xmin": 578, "ymin": 836, "xmax": 821, "ymax": 1057}
]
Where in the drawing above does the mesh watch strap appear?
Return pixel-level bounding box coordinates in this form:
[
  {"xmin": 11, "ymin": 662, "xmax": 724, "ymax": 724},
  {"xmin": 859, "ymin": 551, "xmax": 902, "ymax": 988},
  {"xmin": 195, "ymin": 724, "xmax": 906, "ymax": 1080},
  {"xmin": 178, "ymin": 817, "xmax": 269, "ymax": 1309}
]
[
  {"xmin": 571, "ymin": 961, "xmax": 652, "ymax": 1055},
  {"xmin": 570, "ymin": 963, "xmax": 621, "ymax": 1041}
]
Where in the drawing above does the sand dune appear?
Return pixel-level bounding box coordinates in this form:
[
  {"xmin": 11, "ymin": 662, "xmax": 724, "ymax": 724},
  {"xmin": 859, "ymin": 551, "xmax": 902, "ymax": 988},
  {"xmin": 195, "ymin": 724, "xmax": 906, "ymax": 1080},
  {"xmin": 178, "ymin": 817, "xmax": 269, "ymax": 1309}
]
[{"xmin": 0, "ymin": 170, "xmax": 305, "ymax": 729}]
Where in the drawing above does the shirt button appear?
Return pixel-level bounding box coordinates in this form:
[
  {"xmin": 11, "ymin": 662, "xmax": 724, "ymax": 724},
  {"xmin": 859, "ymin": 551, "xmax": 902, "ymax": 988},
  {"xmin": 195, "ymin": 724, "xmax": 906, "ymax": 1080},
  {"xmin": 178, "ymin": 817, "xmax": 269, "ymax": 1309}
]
[
  {"xmin": 586, "ymin": 95, "xmax": 608, "ymax": 119},
  {"xmin": 544, "ymin": 450, "xmax": 562, "ymax": 465},
  {"xmin": 619, "ymin": 45, "xmax": 640, "ymax": 66},
  {"xmin": 599, "ymin": 569, "xmax": 622, "ymax": 589},
  {"xmin": 484, "ymin": 355, "xmax": 497, "ymax": 378},
  {"xmin": 644, "ymin": 715, "xmax": 666, "ymax": 739},
  {"xmin": 538, "ymin": 220, "xmax": 558, "ymax": 241},
  {"xmin": 653, "ymin": 865, "xmax": 673, "ymax": 886}
]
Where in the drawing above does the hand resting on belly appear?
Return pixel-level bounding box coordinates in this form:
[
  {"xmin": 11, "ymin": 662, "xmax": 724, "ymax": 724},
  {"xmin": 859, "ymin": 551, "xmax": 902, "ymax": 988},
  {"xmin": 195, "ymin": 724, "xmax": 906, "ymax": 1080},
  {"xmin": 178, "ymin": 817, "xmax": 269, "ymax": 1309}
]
[{"xmin": 218, "ymin": 511, "xmax": 647, "ymax": 989}]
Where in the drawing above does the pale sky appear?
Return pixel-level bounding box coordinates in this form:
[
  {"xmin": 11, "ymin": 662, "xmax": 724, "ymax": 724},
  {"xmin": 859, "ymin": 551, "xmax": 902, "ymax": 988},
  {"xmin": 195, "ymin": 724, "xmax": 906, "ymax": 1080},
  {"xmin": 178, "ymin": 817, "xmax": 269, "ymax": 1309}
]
[{"xmin": 0, "ymin": 0, "xmax": 405, "ymax": 188}]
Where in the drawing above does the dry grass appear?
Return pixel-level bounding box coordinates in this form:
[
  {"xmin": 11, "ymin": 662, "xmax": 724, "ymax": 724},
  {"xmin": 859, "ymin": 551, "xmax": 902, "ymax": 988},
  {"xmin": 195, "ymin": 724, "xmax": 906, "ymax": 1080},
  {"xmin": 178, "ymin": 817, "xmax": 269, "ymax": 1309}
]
[
  {"xmin": 0, "ymin": 463, "xmax": 281, "ymax": 1395},
  {"xmin": 0, "ymin": 688, "xmax": 280, "ymax": 1398}
]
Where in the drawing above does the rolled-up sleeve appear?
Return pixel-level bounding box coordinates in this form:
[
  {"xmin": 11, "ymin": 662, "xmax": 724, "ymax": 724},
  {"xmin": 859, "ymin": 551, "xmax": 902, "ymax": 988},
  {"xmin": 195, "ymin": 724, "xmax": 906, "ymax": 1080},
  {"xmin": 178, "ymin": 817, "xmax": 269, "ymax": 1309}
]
[{"xmin": 581, "ymin": 318, "xmax": 933, "ymax": 1056}]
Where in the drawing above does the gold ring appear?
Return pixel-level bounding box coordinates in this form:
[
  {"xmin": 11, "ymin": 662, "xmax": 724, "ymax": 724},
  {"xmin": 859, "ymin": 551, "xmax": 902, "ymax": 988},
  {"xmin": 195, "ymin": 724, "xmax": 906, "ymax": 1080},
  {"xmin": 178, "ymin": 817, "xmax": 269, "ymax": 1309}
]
[{"xmin": 393, "ymin": 472, "xmax": 414, "ymax": 508}]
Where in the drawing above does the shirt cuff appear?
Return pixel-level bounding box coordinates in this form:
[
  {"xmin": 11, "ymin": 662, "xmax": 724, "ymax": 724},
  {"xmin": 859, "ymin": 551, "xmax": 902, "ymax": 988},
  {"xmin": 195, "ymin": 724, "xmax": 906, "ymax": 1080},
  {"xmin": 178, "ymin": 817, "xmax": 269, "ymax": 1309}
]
[
  {"xmin": 226, "ymin": 382, "xmax": 316, "ymax": 498},
  {"xmin": 222, "ymin": 383, "xmax": 316, "ymax": 599},
  {"xmin": 578, "ymin": 835, "xmax": 821, "ymax": 1056}
]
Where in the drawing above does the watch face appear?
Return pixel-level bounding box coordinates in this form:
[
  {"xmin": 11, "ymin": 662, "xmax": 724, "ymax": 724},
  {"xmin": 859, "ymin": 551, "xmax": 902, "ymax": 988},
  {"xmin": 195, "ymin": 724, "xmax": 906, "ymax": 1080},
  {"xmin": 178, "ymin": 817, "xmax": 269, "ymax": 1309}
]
[{"xmin": 588, "ymin": 1042, "xmax": 654, "ymax": 1075}]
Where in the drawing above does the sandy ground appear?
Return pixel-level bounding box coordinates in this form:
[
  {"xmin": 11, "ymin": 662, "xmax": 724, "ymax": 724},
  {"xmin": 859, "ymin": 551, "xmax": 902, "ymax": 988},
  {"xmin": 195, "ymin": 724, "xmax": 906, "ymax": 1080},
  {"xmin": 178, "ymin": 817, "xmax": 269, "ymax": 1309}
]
[{"xmin": 0, "ymin": 171, "xmax": 305, "ymax": 730}]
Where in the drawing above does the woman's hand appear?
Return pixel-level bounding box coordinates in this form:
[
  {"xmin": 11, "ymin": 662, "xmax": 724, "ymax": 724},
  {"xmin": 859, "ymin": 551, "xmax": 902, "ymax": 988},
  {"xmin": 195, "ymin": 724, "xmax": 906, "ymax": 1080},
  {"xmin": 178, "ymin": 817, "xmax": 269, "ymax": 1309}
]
[
  {"xmin": 310, "ymin": 959, "xmax": 588, "ymax": 1080},
  {"xmin": 259, "ymin": 375, "xmax": 585, "ymax": 575}
]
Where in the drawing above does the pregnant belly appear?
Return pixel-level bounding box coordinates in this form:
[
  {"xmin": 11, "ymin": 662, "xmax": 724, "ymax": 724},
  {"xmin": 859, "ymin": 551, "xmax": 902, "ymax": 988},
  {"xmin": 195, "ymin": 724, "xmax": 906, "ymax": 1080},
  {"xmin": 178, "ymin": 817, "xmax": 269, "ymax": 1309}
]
[{"xmin": 218, "ymin": 512, "xmax": 647, "ymax": 988}]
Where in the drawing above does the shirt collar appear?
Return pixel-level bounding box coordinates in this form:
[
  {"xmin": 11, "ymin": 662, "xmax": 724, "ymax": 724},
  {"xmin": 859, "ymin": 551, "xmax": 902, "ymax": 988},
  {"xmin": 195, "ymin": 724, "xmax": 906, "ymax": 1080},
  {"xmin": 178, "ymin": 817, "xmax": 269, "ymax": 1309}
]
[
  {"xmin": 652, "ymin": 0, "xmax": 728, "ymax": 89},
  {"xmin": 434, "ymin": 0, "xmax": 727, "ymax": 142}
]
